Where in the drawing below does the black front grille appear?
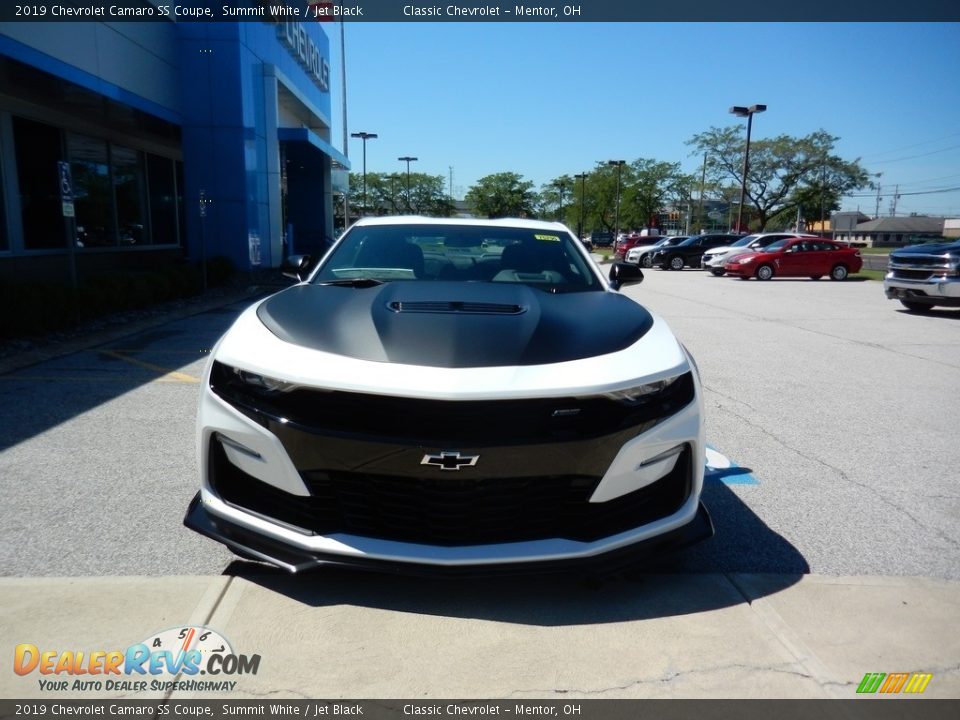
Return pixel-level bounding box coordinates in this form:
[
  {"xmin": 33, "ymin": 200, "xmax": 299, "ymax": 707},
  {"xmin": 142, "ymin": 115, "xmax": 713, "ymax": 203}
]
[
  {"xmin": 209, "ymin": 362, "xmax": 696, "ymax": 445},
  {"xmin": 210, "ymin": 439, "xmax": 692, "ymax": 546},
  {"xmin": 892, "ymin": 269, "xmax": 935, "ymax": 281}
]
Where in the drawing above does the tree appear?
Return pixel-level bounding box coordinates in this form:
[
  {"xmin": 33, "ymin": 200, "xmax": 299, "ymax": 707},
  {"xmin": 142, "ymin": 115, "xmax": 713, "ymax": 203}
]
[
  {"xmin": 687, "ymin": 127, "xmax": 871, "ymax": 231},
  {"xmin": 347, "ymin": 172, "xmax": 454, "ymax": 217},
  {"xmin": 547, "ymin": 160, "xmax": 694, "ymax": 234},
  {"xmin": 465, "ymin": 172, "xmax": 537, "ymax": 218}
]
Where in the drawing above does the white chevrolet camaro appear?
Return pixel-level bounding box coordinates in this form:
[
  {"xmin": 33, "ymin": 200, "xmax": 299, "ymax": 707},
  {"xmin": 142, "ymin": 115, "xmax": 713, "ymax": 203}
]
[{"xmin": 185, "ymin": 217, "xmax": 712, "ymax": 574}]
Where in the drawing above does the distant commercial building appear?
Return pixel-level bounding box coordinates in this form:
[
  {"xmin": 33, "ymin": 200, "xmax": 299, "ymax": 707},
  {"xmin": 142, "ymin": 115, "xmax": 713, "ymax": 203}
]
[
  {"xmin": 0, "ymin": 15, "xmax": 347, "ymax": 286},
  {"xmin": 835, "ymin": 216, "xmax": 945, "ymax": 247}
]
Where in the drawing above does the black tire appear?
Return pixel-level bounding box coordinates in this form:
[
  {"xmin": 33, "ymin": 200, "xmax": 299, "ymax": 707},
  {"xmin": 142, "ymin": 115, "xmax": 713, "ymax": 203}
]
[
  {"xmin": 641, "ymin": 256, "xmax": 653, "ymax": 268},
  {"xmin": 900, "ymin": 300, "xmax": 933, "ymax": 313},
  {"xmin": 669, "ymin": 255, "xmax": 685, "ymax": 271},
  {"xmin": 809, "ymin": 275, "xmax": 822, "ymax": 280},
  {"xmin": 709, "ymin": 269, "xmax": 725, "ymax": 277},
  {"xmin": 756, "ymin": 264, "xmax": 774, "ymax": 281},
  {"xmin": 830, "ymin": 264, "xmax": 849, "ymax": 281}
]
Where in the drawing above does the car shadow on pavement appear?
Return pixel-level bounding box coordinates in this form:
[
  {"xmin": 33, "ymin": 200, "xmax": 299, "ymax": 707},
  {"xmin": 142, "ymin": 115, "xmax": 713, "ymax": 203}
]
[
  {"xmin": 894, "ymin": 308, "xmax": 960, "ymax": 320},
  {"xmin": 222, "ymin": 480, "xmax": 808, "ymax": 626}
]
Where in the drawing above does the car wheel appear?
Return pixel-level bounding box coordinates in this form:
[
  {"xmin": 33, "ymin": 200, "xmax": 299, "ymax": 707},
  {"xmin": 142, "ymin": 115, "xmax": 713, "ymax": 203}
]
[
  {"xmin": 830, "ymin": 264, "xmax": 849, "ymax": 281},
  {"xmin": 709, "ymin": 269, "xmax": 725, "ymax": 277},
  {"xmin": 809, "ymin": 275, "xmax": 822, "ymax": 280},
  {"xmin": 669, "ymin": 255, "xmax": 685, "ymax": 271},
  {"xmin": 900, "ymin": 300, "xmax": 933, "ymax": 313},
  {"xmin": 641, "ymin": 256, "xmax": 653, "ymax": 268},
  {"xmin": 756, "ymin": 264, "xmax": 774, "ymax": 281}
]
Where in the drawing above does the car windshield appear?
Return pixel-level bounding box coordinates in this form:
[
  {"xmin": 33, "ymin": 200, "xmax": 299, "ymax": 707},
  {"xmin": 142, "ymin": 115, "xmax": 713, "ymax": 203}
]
[
  {"xmin": 764, "ymin": 239, "xmax": 791, "ymax": 252},
  {"xmin": 312, "ymin": 224, "xmax": 601, "ymax": 292},
  {"xmin": 733, "ymin": 234, "xmax": 759, "ymax": 247}
]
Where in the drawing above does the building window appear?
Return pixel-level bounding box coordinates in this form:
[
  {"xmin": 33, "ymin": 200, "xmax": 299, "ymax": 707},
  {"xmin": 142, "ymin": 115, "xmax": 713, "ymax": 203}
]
[
  {"xmin": 0, "ymin": 162, "xmax": 7, "ymax": 252},
  {"xmin": 67, "ymin": 132, "xmax": 115, "ymax": 247},
  {"xmin": 113, "ymin": 145, "xmax": 148, "ymax": 246},
  {"xmin": 13, "ymin": 116, "xmax": 65, "ymax": 250},
  {"xmin": 146, "ymin": 153, "xmax": 179, "ymax": 246}
]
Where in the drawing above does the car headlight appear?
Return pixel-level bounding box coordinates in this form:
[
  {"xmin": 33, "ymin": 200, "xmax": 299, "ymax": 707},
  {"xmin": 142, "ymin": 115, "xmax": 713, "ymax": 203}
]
[
  {"xmin": 604, "ymin": 374, "xmax": 681, "ymax": 404},
  {"xmin": 231, "ymin": 367, "xmax": 298, "ymax": 393},
  {"xmin": 737, "ymin": 257, "xmax": 754, "ymax": 265}
]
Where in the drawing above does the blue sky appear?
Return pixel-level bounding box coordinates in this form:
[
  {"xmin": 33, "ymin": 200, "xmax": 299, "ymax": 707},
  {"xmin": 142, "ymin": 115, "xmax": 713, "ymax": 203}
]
[{"xmin": 328, "ymin": 22, "xmax": 960, "ymax": 217}]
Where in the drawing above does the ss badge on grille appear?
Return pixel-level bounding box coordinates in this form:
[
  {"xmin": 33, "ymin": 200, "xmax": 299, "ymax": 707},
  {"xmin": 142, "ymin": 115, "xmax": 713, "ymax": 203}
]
[{"xmin": 421, "ymin": 451, "xmax": 480, "ymax": 471}]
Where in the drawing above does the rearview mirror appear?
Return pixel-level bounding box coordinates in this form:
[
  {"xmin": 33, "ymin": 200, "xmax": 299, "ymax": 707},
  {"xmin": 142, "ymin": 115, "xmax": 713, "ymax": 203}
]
[
  {"xmin": 282, "ymin": 254, "xmax": 312, "ymax": 282},
  {"xmin": 609, "ymin": 262, "xmax": 644, "ymax": 290}
]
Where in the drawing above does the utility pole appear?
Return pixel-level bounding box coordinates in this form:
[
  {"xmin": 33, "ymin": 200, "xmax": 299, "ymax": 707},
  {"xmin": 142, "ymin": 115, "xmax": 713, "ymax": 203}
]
[
  {"xmin": 697, "ymin": 153, "xmax": 707, "ymax": 230},
  {"xmin": 874, "ymin": 174, "xmax": 883, "ymax": 219},
  {"xmin": 890, "ymin": 185, "xmax": 900, "ymax": 216}
]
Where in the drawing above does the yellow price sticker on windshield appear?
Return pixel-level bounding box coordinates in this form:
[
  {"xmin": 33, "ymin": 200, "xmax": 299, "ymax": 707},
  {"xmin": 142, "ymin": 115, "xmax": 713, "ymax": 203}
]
[{"xmin": 534, "ymin": 234, "xmax": 560, "ymax": 242}]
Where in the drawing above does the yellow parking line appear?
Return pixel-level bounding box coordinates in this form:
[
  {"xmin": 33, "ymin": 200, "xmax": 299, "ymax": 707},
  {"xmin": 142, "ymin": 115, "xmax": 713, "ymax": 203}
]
[
  {"xmin": 98, "ymin": 350, "xmax": 200, "ymax": 383},
  {"xmin": 0, "ymin": 375, "xmax": 194, "ymax": 384}
]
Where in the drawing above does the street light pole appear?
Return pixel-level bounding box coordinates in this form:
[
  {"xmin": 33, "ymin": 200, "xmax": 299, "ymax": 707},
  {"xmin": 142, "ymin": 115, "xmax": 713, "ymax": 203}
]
[
  {"xmin": 556, "ymin": 180, "xmax": 567, "ymax": 222},
  {"xmin": 729, "ymin": 104, "xmax": 766, "ymax": 233},
  {"xmin": 574, "ymin": 172, "xmax": 588, "ymax": 239},
  {"xmin": 350, "ymin": 131, "xmax": 377, "ymax": 215},
  {"xmin": 608, "ymin": 160, "xmax": 625, "ymax": 242},
  {"xmin": 398, "ymin": 156, "xmax": 418, "ymax": 212}
]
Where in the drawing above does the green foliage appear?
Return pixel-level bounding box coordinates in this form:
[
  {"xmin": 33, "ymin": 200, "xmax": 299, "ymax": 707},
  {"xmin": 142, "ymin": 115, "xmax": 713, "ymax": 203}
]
[
  {"xmin": 541, "ymin": 161, "xmax": 694, "ymax": 235},
  {"xmin": 348, "ymin": 171, "xmax": 454, "ymax": 217},
  {"xmin": 465, "ymin": 172, "xmax": 537, "ymax": 218},
  {"xmin": 687, "ymin": 126, "xmax": 871, "ymax": 231}
]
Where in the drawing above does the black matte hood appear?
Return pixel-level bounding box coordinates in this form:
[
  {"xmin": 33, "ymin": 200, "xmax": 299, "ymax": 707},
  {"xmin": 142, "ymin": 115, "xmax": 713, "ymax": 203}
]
[{"xmin": 256, "ymin": 282, "xmax": 654, "ymax": 369}]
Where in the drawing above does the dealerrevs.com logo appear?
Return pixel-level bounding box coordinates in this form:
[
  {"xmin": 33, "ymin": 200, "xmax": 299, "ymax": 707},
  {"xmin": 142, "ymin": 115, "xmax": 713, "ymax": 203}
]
[
  {"xmin": 13, "ymin": 626, "xmax": 261, "ymax": 693},
  {"xmin": 857, "ymin": 672, "xmax": 933, "ymax": 694}
]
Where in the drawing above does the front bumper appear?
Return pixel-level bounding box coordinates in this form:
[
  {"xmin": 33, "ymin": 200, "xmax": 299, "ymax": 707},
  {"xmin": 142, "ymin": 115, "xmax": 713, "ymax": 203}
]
[
  {"xmin": 884, "ymin": 274, "xmax": 960, "ymax": 306},
  {"xmin": 184, "ymin": 493, "xmax": 713, "ymax": 576}
]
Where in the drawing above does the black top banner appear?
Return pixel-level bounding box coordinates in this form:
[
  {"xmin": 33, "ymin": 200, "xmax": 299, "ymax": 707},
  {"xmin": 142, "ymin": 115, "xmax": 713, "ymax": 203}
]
[{"xmin": 0, "ymin": 0, "xmax": 958, "ymax": 22}]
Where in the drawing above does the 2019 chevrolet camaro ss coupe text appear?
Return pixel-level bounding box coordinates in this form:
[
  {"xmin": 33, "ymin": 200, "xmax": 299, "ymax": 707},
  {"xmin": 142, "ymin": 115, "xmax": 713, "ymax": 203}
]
[{"xmin": 184, "ymin": 217, "xmax": 712, "ymax": 575}]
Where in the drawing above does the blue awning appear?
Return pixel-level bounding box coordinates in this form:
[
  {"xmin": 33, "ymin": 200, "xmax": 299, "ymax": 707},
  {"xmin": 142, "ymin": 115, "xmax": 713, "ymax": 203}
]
[{"xmin": 277, "ymin": 128, "xmax": 350, "ymax": 169}]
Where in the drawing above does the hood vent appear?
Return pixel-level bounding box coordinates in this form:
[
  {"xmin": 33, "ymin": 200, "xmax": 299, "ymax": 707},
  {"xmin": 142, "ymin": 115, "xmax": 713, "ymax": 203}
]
[{"xmin": 388, "ymin": 301, "xmax": 526, "ymax": 315}]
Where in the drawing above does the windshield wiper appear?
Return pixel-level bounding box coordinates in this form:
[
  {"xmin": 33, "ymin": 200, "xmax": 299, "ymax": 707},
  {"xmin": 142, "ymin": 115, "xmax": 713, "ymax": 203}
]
[{"xmin": 317, "ymin": 277, "xmax": 385, "ymax": 287}]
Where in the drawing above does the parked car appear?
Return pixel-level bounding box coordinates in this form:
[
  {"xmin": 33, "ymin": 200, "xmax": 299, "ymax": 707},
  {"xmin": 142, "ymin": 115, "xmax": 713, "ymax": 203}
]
[
  {"xmin": 884, "ymin": 238, "xmax": 960, "ymax": 312},
  {"xmin": 629, "ymin": 236, "xmax": 689, "ymax": 267},
  {"xmin": 590, "ymin": 231, "xmax": 614, "ymax": 247},
  {"xmin": 723, "ymin": 238, "xmax": 863, "ymax": 280},
  {"xmin": 185, "ymin": 216, "xmax": 711, "ymax": 574},
  {"xmin": 702, "ymin": 233, "xmax": 817, "ymax": 276},
  {"xmin": 652, "ymin": 234, "xmax": 741, "ymax": 270},
  {"xmin": 614, "ymin": 232, "xmax": 661, "ymax": 261}
]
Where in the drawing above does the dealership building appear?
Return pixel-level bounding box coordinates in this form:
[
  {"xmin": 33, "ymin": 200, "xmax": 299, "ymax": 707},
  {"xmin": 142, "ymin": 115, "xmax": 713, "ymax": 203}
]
[{"xmin": 0, "ymin": 14, "xmax": 347, "ymax": 286}]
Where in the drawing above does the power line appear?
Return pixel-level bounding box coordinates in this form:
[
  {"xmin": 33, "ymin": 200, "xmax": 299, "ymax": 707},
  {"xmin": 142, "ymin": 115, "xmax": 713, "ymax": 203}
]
[
  {"xmin": 858, "ymin": 131, "xmax": 960, "ymax": 160},
  {"xmin": 846, "ymin": 185, "xmax": 960, "ymax": 198},
  {"xmin": 868, "ymin": 143, "xmax": 960, "ymax": 165}
]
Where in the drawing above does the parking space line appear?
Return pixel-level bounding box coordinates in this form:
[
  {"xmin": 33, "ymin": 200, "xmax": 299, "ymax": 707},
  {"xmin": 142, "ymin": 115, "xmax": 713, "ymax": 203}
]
[
  {"xmin": 705, "ymin": 445, "xmax": 760, "ymax": 485},
  {"xmin": 98, "ymin": 349, "xmax": 200, "ymax": 383},
  {"xmin": 0, "ymin": 374, "xmax": 196, "ymax": 384}
]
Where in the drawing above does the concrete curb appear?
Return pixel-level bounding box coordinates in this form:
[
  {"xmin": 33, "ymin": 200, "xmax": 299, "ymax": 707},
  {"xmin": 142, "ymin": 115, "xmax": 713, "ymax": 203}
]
[{"xmin": 2, "ymin": 573, "xmax": 957, "ymax": 699}]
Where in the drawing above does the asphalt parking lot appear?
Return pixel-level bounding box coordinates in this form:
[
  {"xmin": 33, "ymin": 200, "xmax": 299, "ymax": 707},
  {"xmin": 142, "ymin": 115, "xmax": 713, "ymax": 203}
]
[
  {"xmin": 1, "ymin": 268, "xmax": 958, "ymax": 699},
  {"xmin": 1, "ymin": 267, "xmax": 956, "ymax": 580}
]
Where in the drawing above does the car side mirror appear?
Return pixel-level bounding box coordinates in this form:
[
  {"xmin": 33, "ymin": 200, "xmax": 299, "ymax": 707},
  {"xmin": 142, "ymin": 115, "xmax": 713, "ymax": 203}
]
[
  {"xmin": 609, "ymin": 262, "xmax": 644, "ymax": 290},
  {"xmin": 282, "ymin": 254, "xmax": 312, "ymax": 281}
]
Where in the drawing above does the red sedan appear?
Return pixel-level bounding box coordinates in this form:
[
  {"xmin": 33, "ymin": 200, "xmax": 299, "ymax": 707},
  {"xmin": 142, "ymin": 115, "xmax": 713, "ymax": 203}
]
[{"xmin": 723, "ymin": 238, "xmax": 862, "ymax": 280}]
